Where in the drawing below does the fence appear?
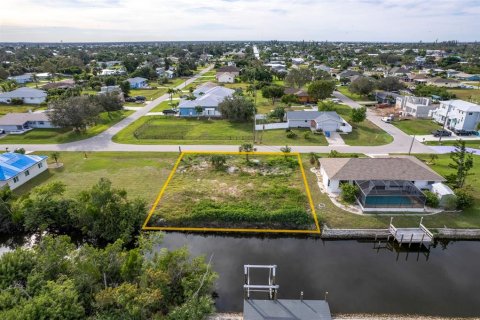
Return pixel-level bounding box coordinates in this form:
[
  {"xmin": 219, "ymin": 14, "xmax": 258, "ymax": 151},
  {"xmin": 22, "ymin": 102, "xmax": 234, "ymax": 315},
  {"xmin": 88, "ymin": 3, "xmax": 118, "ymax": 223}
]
[{"xmin": 255, "ymin": 122, "xmax": 289, "ymax": 131}]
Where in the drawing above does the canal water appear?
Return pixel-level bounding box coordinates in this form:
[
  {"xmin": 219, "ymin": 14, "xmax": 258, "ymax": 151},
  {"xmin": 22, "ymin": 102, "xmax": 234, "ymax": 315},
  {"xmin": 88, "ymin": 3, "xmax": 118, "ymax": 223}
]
[{"xmin": 161, "ymin": 233, "xmax": 480, "ymax": 317}]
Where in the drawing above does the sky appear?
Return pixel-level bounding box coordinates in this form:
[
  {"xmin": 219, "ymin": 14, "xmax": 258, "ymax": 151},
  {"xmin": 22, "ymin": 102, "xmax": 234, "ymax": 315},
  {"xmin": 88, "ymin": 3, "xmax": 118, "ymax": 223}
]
[{"xmin": 0, "ymin": 0, "xmax": 480, "ymax": 42}]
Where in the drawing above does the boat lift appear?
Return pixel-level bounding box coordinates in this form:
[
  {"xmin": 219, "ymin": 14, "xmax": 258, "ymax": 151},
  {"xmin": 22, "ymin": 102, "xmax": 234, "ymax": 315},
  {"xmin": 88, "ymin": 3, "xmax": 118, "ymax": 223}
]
[{"xmin": 244, "ymin": 264, "xmax": 279, "ymax": 300}]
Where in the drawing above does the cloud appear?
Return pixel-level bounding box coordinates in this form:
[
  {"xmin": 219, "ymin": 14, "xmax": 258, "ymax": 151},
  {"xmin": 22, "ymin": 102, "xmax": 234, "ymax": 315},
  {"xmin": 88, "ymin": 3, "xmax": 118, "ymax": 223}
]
[{"xmin": 0, "ymin": 0, "xmax": 479, "ymax": 42}]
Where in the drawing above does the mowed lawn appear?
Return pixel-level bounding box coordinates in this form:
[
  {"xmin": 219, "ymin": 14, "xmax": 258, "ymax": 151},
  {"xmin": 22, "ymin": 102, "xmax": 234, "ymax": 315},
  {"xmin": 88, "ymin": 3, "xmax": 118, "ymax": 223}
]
[
  {"xmin": 447, "ymin": 88, "xmax": 480, "ymax": 103},
  {"xmin": 14, "ymin": 152, "xmax": 179, "ymax": 206},
  {"xmin": 425, "ymin": 140, "xmax": 480, "ymax": 149},
  {"xmin": 336, "ymin": 87, "xmax": 369, "ymax": 101},
  {"xmin": 0, "ymin": 105, "xmax": 44, "ymax": 116},
  {"xmin": 0, "ymin": 110, "xmax": 133, "ymax": 144},
  {"xmin": 392, "ymin": 119, "xmax": 443, "ymax": 135},
  {"xmin": 147, "ymin": 153, "xmax": 317, "ymax": 230},
  {"xmin": 302, "ymin": 153, "xmax": 480, "ymax": 229},
  {"xmin": 335, "ymin": 104, "xmax": 393, "ymax": 146},
  {"xmin": 259, "ymin": 128, "xmax": 328, "ymax": 146},
  {"xmin": 113, "ymin": 116, "xmax": 254, "ymax": 145}
]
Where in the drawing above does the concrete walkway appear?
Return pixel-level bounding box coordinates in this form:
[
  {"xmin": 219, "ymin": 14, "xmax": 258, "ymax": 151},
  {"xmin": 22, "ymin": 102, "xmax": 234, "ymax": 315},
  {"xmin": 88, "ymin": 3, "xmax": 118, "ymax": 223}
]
[{"xmin": 325, "ymin": 131, "xmax": 346, "ymax": 146}]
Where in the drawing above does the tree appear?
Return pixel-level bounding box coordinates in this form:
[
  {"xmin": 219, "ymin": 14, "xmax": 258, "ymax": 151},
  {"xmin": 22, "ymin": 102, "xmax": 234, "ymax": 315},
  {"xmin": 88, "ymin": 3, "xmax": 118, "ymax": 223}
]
[
  {"xmin": 429, "ymin": 153, "xmax": 438, "ymax": 164},
  {"xmin": 349, "ymin": 77, "xmax": 375, "ymax": 95},
  {"xmin": 317, "ymin": 100, "xmax": 336, "ymax": 111},
  {"xmin": 280, "ymin": 145, "xmax": 291, "ymax": 158},
  {"xmin": 448, "ymin": 140, "xmax": 474, "ymax": 188},
  {"xmin": 239, "ymin": 143, "xmax": 254, "ymax": 162},
  {"xmin": 350, "ymin": 107, "xmax": 367, "ymax": 125},
  {"xmin": 195, "ymin": 105, "xmax": 203, "ymax": 115},
  {"xmin": 377, "ymin": 77, "xmax": 405, "ymax": 92},
  {"xmin": 424, "ymin": 190, "xmax": 440, "ymax": 208},
  {"xmin": 340, "ymin": 183, "xmax": 359, "ymax": 204},
  {"xmin": 0, "ymin": 67, "xmax": 8, "ymax": 80},
  {"xmin": 104, "ymin": 76, "xmax": 116, "ymax": 86},
  {"xmin": 270, "ymin": 106, "xmax": 285, "ymax": 122},
  {"xmin": 285, "ymin": 68, "xmax": 312, "ymax": 88},
  {"xmin": 119, "ymin": 81, "xmax": 130, "ymax": 97},
  {"xmin": 167, "ymin": 88, "xmax": 179, "ymax": 105},
  {"xmin": 261, "ymin": 85, "xmax": 284, "ymax": 105},
  {"xmin": 94, "ymin": 93, "xmax": 123, "ymax": 115},
  {"xmin": 0, "ymin": 186, "xmax": 19, "ymax": 234},
  {"xmin": 48, "ymin": 96, "xmax": 103, "ymax": 131},
  {"xmin": 309, "ymin": 152, "xmax": 319, "ymax": 167},
  {"xmin": 218, "ymin": 96, "xmax": 256, "ymax": 122},
  {"xmin": 308, "ymin": 80, "xmax": 336, "ymax": 101}
]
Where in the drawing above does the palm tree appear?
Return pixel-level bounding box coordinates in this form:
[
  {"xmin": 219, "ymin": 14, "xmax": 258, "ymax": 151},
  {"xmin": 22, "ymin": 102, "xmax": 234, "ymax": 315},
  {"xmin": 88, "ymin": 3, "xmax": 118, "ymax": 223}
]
[
  {"xmin": 429, "ymin": 153, "xmax": 438, "ymax": 164},
  {"xmin": 32, "ymin": 73, "xmax": 38, "ymax": 88},
  {"xmin": 280, "ymin": 145, "xmax": 291, "ymax": 159},
  {"xmin": 239, "ymin": 143, "xmax": 254, "ymax": 162},
  {"xmin": 50, "ymin": 152, "xmax": 60, "ymax": 165},
  {"xmin": 167, "ymin": 88, "xmax": 177, "ymax": 105}
]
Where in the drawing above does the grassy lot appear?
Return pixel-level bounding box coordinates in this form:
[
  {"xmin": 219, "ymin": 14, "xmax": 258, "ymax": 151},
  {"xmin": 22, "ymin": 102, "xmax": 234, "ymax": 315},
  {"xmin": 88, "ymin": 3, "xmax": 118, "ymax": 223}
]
[
  {"xmin": 336, "ymin": 86, "xmax": 368, "ymax": 101},
  {"xmin": 14, "ymin": 152, "xmax": 179, "ymax": 206},
  {"xmin": 302, "ymin": 153, "xmax": 480, "ymax": 229},
  {"xmin": 147, "ymin": 153, "xmax": 317, "ymax": 230},
  {"xmin": 335, "ymin": 104, "xmax": 393, "ymax": 146},
  {"xmin": 258, "ymin": 128, "xmax": 328, "ymax": 146},
  {"xmin": 113, "ymin": 116, "xmax": 254, "ymax": 145},
  {"xmin": 0, "ymin": 110, "xmax": 133, "ymax": 144},
  {"xmin": 392, "ymin": 119, "xmax": 443, "ymax": 135},
  {"xmin": 447, "ymin": 89, "xmax": 480, "ymax": 103},
  {"xmin": 129, "ymin": 87, "xmax": 167, "ymax": 100},
  {"xmin": 0, "ymin": 104, "xmax": 43, "ymax": 116},
  {"xmin": 425, "ymin": 140, "xmax": 480, "ymax": 149},
  {"xmin": 150, "ymin": 100, "xmax": 176, "ymax": 112}
]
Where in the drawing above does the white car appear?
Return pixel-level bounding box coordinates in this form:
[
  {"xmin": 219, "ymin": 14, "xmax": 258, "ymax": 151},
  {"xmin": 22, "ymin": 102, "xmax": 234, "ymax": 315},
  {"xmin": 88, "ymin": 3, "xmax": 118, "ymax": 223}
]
[{"xmin": 381, "ymin": 116, "xmax": 393, "ymax": 123}]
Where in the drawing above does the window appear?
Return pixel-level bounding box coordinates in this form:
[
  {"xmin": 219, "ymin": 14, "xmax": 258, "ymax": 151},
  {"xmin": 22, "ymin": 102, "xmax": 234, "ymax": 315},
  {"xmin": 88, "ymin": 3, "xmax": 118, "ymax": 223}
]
[
  {"xmin": 327, "ymin": 179, "xmax": 330, "ymax": 186},
  {"xmin": 25, "ymin": 170, "xmax": 30, "ymax": 177},
  {"xmin": 469, "ymin": 112, "xmax": 473, "ymax": 115},
  {"xmin": 13, "ymin": 177, "xmax": 19, "ymax": 183},
  {"xmin": 38, "ymin": 163, "xmax": 43, "ymax": 169},
  {"xmin": 304, "ymin": 120, "xmax": 308, "ymax": 122},
  {"xmin": 39, "ymin": 121, "xmax": 44, "ymax": 125}
]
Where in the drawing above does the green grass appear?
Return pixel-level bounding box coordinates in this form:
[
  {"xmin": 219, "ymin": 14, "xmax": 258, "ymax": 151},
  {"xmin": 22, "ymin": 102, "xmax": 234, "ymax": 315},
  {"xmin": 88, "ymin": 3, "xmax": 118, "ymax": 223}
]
[
  {"xmin": 334, "ymin": 104, "xmax": 393, "ymax": 146},
  {"xmin": 447, "ymin": 89, "xmax": 480, "ymax": 103},
  {"xmin": 425, "ymin": 140, "xmax": 480, "ymax": 149},
  {"xmin": 147, "ymin": 153, "xmax": 317, "ymax": 230},
  {"xmin": 302, "ymin": 153, "xmax": 480, "ymax": 229},
  {"xmin": 14, "ymin": 152, "xmax": 179, "ymax": 206},
  {"xmin": 129, "ymin": 87, "xmax": 167, "ymax": 100},
  {"xmin": 0, "ymin": 110, "xmax": 133, "ymax": 144},
  {"xmin": 336, "ymin": 86, "xmax": 368, "ymax": 101},
  {"xmin": 392, "ymin": 119, "xmax": 443, "ymax": 135},
  {"xmin": 150, "ymin": 100, "xmax": 177, "ymax": 112},
  {"xmin": 113, "ymin": 117, "xmax": 254, "ymax": 145},
  {"xmin": 258, "ymin": 129, "xmax": 328, "ymax": 146},
  {"xmin": 0, "ymin": 104, "xmax": 43, "ymax": 116}
]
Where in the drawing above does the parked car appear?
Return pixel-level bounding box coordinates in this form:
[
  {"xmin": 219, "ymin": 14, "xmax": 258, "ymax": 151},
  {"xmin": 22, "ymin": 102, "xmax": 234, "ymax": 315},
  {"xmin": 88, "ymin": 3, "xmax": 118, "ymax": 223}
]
[
  {"xmin": 125, "ymin": 97, "xmax": 136, "ymax": 102},
  {"xmin": 454, "ymin": 129, "xmax": 475, "ymax": 136},
  {"xmin": 163, "ymin": 109, "xmax": 177, "ymax": 115},
  {"xmin": 432, "ymin": 129, "xmax": 452, "ymax": 137},
  {"xmin": 381, "ymin": 114, "xmax": 394, "ymax": 123},
  {"xmin": 135, "ymin": 96, "xmax": 146, "ymax": 101}
]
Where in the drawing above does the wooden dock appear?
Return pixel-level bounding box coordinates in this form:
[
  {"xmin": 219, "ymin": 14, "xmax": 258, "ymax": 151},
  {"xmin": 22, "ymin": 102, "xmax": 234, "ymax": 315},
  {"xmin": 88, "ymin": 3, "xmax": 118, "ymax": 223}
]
[{"xmin": 388, "ymin": 217, "xmax": 433, "ymax": 248}]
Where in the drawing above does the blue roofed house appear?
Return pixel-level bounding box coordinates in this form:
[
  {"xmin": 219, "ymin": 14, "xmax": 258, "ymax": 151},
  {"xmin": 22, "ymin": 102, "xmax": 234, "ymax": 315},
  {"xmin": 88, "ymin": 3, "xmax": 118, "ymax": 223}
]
[
  {"xmin": 179, "ymin": 83, "xmax": 234, "ymax": 117},
  {"xmin": 126, "ymin": 77, "xmax": 148, "ymax": 89},
  {"xmin": 0, "ymin": 153, "xmax": 48, "ymax": 190}
]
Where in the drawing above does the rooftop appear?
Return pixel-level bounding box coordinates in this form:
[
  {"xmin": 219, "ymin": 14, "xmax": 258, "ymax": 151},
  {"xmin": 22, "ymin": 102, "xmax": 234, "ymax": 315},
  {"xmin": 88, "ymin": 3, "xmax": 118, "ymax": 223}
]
[
  {"xmin": 319, "ymin": 156, "xmax": 445, "ymax": 181},
  {"xmin": 0, "ymin": 87, "xmax": 47, "ymax": 99},
  {"xmin": 0, "ymin": 112, "xmax": 50, "ymax": 126},
  {"xmin": 243, "ymin": 299, "xmax": 332, "ymax": 320},
  {"xmin": 0, "ymin": 152, "xmax": 47, "ymax": 181},
  {"xmin": 440, "ymin": 100, "xmax": 480, "ymax": 112}
]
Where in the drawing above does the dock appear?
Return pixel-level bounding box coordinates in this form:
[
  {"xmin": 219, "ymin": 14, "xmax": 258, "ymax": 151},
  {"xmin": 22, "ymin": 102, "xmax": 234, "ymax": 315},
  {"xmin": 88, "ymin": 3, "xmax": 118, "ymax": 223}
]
[{"xmin": 388, "ymin": 217, "xmax": 433, "ymax": 248}]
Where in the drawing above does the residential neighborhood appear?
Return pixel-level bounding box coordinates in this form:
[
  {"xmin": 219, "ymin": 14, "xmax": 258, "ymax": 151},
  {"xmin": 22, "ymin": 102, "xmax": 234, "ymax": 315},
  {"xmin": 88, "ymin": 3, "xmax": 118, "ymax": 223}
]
[{"xmin": 0, "ymin": 1, "xmax": 480, "ymax": 318}]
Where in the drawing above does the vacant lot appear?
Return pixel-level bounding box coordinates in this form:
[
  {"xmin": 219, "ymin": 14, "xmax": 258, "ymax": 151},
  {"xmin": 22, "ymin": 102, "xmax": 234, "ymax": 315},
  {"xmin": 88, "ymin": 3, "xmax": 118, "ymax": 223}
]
[
  {"xmin": 392, "ymin": 119, "xmax": 443, "ymax": 135},
  {"xmin": 113, "ymin": 117, "xmax": 253, "ymax": 145},
  {"xmin": 15, "ymin": 152, "xmax": 179, "ymax": 205},
  {"xmin": 0, "ymin": 110, "xmax": 133, "ymax": 144},
  {"xmin": 0, "ymin": 104, "xmax": 44, "ymax": 116},
  {"xmin": 146, "ymin": 153, "xmax": 318, "ymax": 231},
  {"xmin": 336, "ymin": 87, "xmax": 368, "ymax": 101},
  {"xmin": 447, "ymin": 88, "xmax": 480, "ymax": 103}
]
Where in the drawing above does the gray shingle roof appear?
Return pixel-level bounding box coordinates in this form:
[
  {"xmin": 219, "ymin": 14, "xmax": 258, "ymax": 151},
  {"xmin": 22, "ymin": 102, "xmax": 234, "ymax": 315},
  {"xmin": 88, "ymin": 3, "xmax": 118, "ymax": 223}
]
[
  {"xmin": 319, "ymin": 156, "xmax": 445, "ymax": 181},
  {"xmin": 0, "ymin": 112, "xmax": 50, "ymax": 126},
  {"xmin": 0, "ymin": 88, "xmax": 47, "ymax": 99},
  {"xmin": 286, "ymin": 111, "xmax": 341, "ymax": 122},
  {"xmin": 244, "ymin": 299, "xmax": 332, "ymax": 320}
]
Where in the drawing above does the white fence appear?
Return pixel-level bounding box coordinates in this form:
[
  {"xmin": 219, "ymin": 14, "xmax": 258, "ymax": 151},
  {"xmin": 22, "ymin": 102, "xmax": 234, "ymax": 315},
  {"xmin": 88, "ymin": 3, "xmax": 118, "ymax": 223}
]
[{"xmin": 255, "ymin": 122, "xmax": 289, "ymax": 131}]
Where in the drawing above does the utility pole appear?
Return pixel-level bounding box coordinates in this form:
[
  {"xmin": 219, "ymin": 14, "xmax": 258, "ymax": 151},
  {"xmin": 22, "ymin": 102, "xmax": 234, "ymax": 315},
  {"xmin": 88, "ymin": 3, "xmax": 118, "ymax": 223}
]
[{"xmin": 408, "ymin": 135, "xmax": 416, "ymax": 155}]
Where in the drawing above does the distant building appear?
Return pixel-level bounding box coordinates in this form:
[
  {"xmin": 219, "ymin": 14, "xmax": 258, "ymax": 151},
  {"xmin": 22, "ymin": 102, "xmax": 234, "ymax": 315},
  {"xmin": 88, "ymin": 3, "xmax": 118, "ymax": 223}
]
[
  {"xmin": 0, "ymin": 112, "xmax": 55, "ymax": 133},
  {"xmin": 427, "ymin": 78, "xmax": 460, "ymax": 88},
  {"xmin": 216, "ymin": 66, "xmax": 240, "ymax": 75},
  {"xmin": 179, "ymin": 84, "xmax": 234, "ymax": 117},
  {"xmin": 7, "ymin": 74, "xmax": 32, "ymax": 84},
  {"xmin": 284, "ymin": 88, "xmax": 317, "ymax": 104},
  {"xmin": 430, "ymin": 100, "xmax": 480, "ymax": 131},
  {"xmin": 396, "ymin": 96, "xmax": 437, "ymax": 118},
  {"xmin": 0, "ymin": 153, "xmax": 48, "ymax": 190},
  {"xmin": 0, "ymin": 88, "xmax": 47, "ymax": 104},
  {"xmin": 100, "ymin": 85, "xmax": 121, "ymax": 94},
  {"xmin": 126, "ymin": 77, "xmax": 148, "ymax": 89},
  {"xmin": 375, "ymin": 91, "xmax": 401, "ymax": 105},
  {"xmin": 216, "ymin": 72, "xmax": 236, "ymax": 83}
]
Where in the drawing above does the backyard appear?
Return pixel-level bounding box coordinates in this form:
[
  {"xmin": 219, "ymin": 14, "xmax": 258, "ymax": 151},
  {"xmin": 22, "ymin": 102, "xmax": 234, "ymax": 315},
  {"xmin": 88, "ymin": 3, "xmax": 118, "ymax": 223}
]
[
  {"xmin": 0, "ymin": 110, "xmax": 133, "ymax": 144},
  {"xmin": 145, "ymin": 152, "xmax": 318, "ymax": 231},
  {"xmin": 392, "ymin": 119, "xmax": 443, "ymax": 135}
]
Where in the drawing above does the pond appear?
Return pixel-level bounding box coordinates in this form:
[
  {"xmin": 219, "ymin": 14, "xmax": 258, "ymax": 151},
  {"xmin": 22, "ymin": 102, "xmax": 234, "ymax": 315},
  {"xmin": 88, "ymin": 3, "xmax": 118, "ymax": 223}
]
[{"xmin": 161, "ymin": 233, "xmax": 480, "ymax": 317}]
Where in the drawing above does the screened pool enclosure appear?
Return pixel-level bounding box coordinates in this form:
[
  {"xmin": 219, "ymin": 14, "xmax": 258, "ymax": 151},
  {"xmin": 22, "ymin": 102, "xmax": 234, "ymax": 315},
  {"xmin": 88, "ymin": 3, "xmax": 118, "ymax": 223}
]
[{"xmin": 355, "ymin": 180, "xmax": 426, "ymax": 209}]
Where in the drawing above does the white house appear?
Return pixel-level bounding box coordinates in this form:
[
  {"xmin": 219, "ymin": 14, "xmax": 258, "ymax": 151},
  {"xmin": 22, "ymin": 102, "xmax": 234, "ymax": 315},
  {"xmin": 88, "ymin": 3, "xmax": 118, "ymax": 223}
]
[
  {"xmin": 0, "ymin": 153, "xmax": 48, "ymax": 190},
  {"xmin": 0, "ymin": 112, "xmax": 55, "ymax": 133},
  {"xmin": 285, "ymin": 111, "xmax": 352, "ymax": 133},
  {"xmin": 7, "ymin": 74, "xmax": 32, "ymax": 84},
  {"xmin": 126, "ymin": 77, "xmax": 148, "ymax": 89},
  {"xmin": 179, "ymin": 84, "xmax": 234, "ymax": 117},
  {"xmin": 216, "ymin": 72, "xmax": 236, "ymax": 83},
  {"xmin": 0, "ymin": 88, "xmax": 47, "ymax": 104},
  {"xmin": 430, "ymin": 100, "xmax": 480, "ymax": 131},
  {"xmin": 319, "ymin": 156, "xmax": 446, "ymax": 212},
  {"xmin": 427, "ymin": 78, "xmax": 460, "ymax": 88},
  {"xmin": 396, "ymin": 96, "xmax": 438, "ymax": 118},
  {"xmin": 36, "ymin": 72, "xmax": 52, "ymax": 80}
]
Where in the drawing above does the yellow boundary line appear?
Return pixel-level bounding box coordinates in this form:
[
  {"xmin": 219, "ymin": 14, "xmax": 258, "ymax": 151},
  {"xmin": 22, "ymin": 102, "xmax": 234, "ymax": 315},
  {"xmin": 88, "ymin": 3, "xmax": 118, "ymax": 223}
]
[{"xmin": 142, "ymin": 151, "xmax": 321, "ymax": 234}]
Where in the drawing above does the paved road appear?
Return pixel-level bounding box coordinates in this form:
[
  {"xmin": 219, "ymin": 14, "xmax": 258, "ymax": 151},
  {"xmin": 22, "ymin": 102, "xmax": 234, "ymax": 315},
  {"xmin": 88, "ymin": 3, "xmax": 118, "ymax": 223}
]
[{"xmin": 0, "ymin": 77, "xmax": 436, "ymax": 154}]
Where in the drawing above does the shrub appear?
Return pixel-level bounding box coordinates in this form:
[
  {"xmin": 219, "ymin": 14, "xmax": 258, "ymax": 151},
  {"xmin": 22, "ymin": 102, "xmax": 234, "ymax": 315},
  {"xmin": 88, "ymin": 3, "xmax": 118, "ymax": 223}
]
[
  {"xmin": 455, "ymin": 188, "xmax": 475, "ymax": 210},
  {"xmin": 286, "ymin": 131, "xmax": 297, "ymax": 139},
  {"xmin": 444, "ymin": 195, "xmax": 458, "ymax": 210},
  {"xmin": 10, "ymin": 98, "xmax": 23, "ymax": 105},
  {"xmin": 304, "ymin": 131, "xmax": 311, "ymax": 140},
  {"xmin": 424, "ymin": 190, "xmax": 439, "ymax": 208},
  {"xmin": 341, "ymin": 183, "xmax": 359, "ymax": 204},
  {"xmin": 210, "ymin": 155, "xmax": 227, "ymax": 170}
]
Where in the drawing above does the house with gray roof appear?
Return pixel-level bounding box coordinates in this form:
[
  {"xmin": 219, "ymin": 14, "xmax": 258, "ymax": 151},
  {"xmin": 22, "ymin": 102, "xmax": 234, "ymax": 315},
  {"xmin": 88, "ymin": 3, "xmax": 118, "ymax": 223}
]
[
  {"xmin": 0, "ymin": 88, "xmax": 47, "ymax": 104},
  {"xmin": 179, "ymin": 85, "xmax": 234, "ymax": 117},
  {"xmin": 319, "ymin": 156, "xmax": 447, "ymax": 211},
  {"xmin": 126, "ymin": 77, "xmax": 148, "ymax": 89},
  {"xmin": 0, "ymin": 112, "xmax": 55, "ymax": 133},
  {"xmin": 285, "ymin": 111, "xmax": 352, "ymax": 133},
  {"xmin": 7, "ymin": 73, "xmax": 32, "ymax": 84}
]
